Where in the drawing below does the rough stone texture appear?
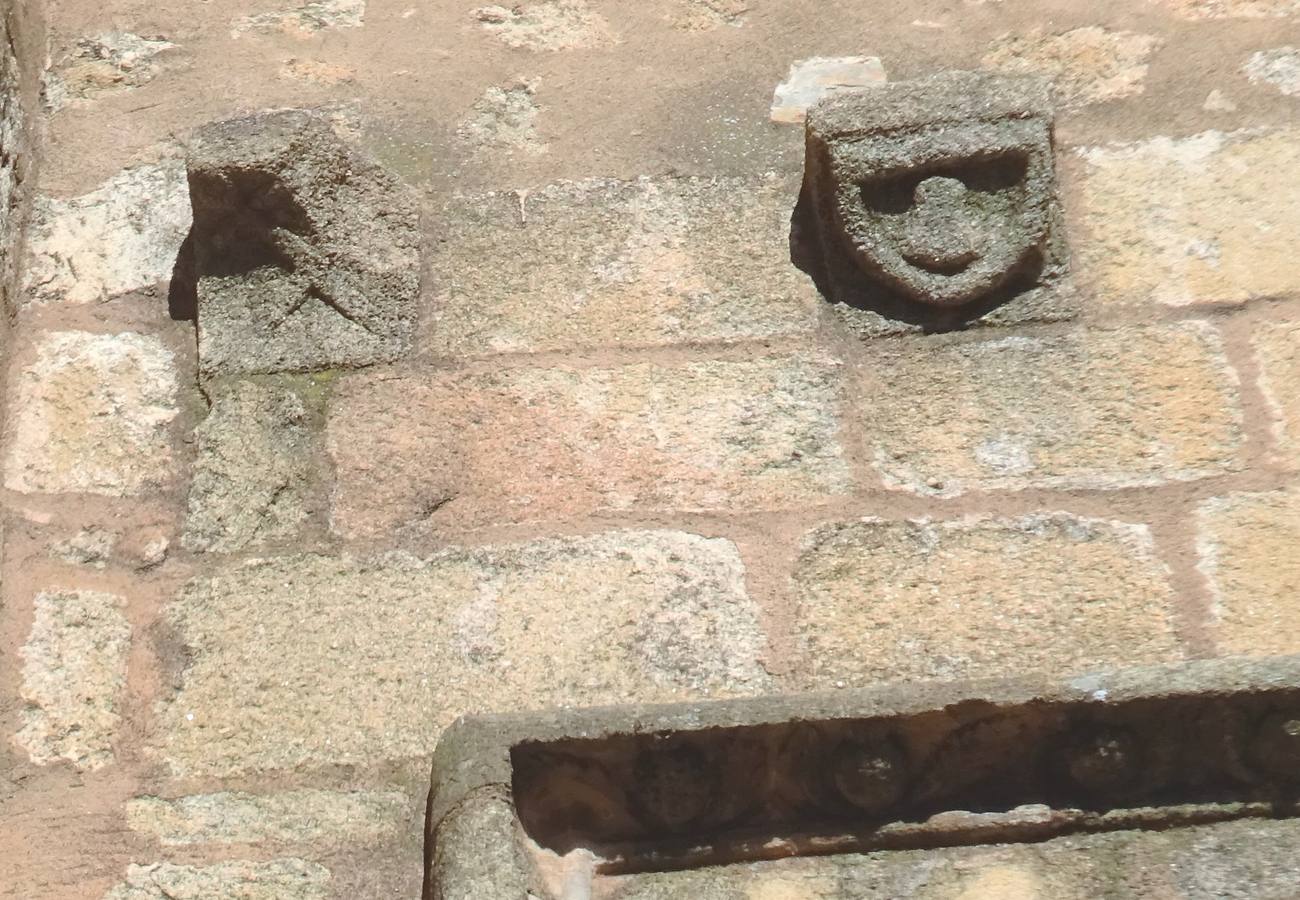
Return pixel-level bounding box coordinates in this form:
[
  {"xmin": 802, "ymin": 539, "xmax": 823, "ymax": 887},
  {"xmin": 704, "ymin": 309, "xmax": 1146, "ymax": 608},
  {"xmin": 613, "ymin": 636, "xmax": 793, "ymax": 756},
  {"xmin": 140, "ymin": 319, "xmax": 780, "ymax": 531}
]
[
  {"xmin": 862, "ymin": 324, "xmax": 1242, "ymax": 496},
  {"xmin": 671, "ymin": 0, "xmax": 748, "ymax": 30},
  {"xmin": 1075, "ymin": 128, "xmax": 1300, "ymax": 306},
  {"xmin": 158, "ymin": 531, "xmax": 770, "ymax": 776},
  {"xmin": 429, "ymin": 790, "xmax": 534, "ymax": 900},
  {"xmin": 1253, "ymin": 321, "xmax": 1300, "ymax": 466},
  {"xmin": 43, "ymin": 32, "xmax": 179, "ymax": 112},
  {"xmin": 1244, "ymin": 46, "xmax": 1300, "ymax": 95},
  {"xmin": 0, "ymin": 8, "xmax": 33, "ymax": 317},
  {"xmin": 125, "ymin": 790, "xmax": 408, "ymax": 846},
  {"xmin": 16, "ymin": 590, "xmax": 131, "ymax": 770},
  {"xmin": 1154, "ymin": 0, "xmax": 1300, "ymax": 17},
  {"xmin": 188, "ymin": 109, "xmax": 419, "ymax": 376},
  {"xmin": 770, "ymin": 56, "xmax": 886, "ymax": 124},
  {"xmin": 50, "ymin": 527, "xmax": 116, "ymax": 567},
  {"xmin": 1197, "ymin": 489, "xmax": 1300, "ymax": 656},
  {"xmin": 792, "ymin": 514, "xmax": 1180, "ymax": 685},
  {"xmin": 103, "ymin": 860, "xmax": 330, "ymax": 899},
  {"xmin": 456, "ymin": 77, "xmax": 544, "ymax": 153},
  {"xmin": 182, "ymin": 381, "xmax": 313, "ymax": 554},
  {"xmin": 797, "ymin": 71, "xmax": 1071, "ymax": 335},
  {"xmin": 981, "ymin": 27, "xmax": 1161, "ymax": 108},
  {"xmin": 329, "ymin": 354, "xmax": 848, "ymax": 536},
  {"xmin": 232, "ymin": 0, "xmax": 365, "ymax": 37},
  {"xmin": 23, "ymin": 159, "xmax": 191, "ymax": 305},
  {"xmin": 4, "ymin": 331, "xmax": 179, "ymax": 496},
  {"xmin": 600, "ymin": 818, "xmax": 1300, "ymax": 899},
  {"xmin": 472, "ymin": 0, "xmax": 616, "ymax": 51},
  {"xmin": 429, "ymin": 175, "xmax": 817, "ymax": 355}
]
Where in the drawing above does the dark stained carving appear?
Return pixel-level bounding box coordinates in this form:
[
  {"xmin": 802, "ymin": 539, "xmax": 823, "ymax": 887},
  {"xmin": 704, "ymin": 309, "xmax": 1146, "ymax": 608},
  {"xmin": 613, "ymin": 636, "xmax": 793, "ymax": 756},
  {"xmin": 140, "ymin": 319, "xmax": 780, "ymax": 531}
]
[{"xmin": 793, "ymin": 71, "xmax": 1070, "ymax": 334}]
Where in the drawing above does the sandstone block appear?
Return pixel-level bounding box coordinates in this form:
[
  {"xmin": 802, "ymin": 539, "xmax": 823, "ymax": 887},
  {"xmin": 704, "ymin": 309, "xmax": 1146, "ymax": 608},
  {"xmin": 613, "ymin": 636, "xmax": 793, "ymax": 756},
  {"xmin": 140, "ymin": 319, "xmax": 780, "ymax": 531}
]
[
  {"xmin": 103, "ymin": 860, "xmax": 329, "ymax": 899},
  {"xmin": 770, "ymin": 56, "xmax": 885, "ymax": 124},
  {"xmin": 1244, "ymin": 46, "xmax": 1300, "ymax": 95},
  {"xmin": 1074, "ymin": 129, "xmax": 1300, "ymax": 306},
  {"xmin": 472, "ymin": 0, "xmax": 616, "ymax": 51},
  {"xmin": 158, "ymin": 531, "xmax": 769, "ymax": 776},
  {"xmin": 43, "ymin": 32, "xmax": 180, "ymax": 111},
  {"xmin": 861, "ymin": 324, "xmax": 1242, "ymax": 496},
  {"xmin": 428, "ymin": 176, "xmax": 818, "ymax": 355},
  {"xmin": 182, "ymin": 381, "xmax": 313, "ymax": 553},
  {"xmin": 23, "ymin": 160, "xmax": 191, "ymax": 305},
  {"xmin": 188, "ymin": 109, "xmax": 419, "ymax": 376},
  {"xmin": 981, "ymin": 27, "xmax": 1160, "ymax": 108},
  {"xmin": 4, "ymin": 331, "xmax": 179, "ymax": 495},
  {"xmin": 792, "ymin": 515, "xmax": 1180, "ymax": 685},
  {"xmin": 17, "ymin": 590, "xmax": 131, "ymax": 770},
  {"xmin": 1253, "ymin": 321, "xmax": 1300, "ymax": 467},
  {"xmin": 328, "ymin": 353, "xmax": 849, "ymax": 536},
  {"xmin": 1197, "ymin": 489, "xmax": 1300, "ymax": 656},
  {"xmin": 126, "ymin": 790, "xmax": 408, "ymax": 846}
]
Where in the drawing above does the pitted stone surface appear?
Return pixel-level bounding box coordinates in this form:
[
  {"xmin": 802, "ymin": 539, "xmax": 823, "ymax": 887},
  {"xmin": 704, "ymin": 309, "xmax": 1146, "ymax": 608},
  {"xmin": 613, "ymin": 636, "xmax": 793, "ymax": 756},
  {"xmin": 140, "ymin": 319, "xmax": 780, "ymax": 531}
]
[
  {"xmin": 103, "ymin": 859, "xmax": 330, "ymax": 899},
  {"xmin": 428, "ymin": 176, "xmax": 818, "ymax": 355},
  {"xmin": 793, "ymin": 515, "xmax": 1180, "ymax": 685},
  {"xmin": 472, "ymin": 0, "xmax": 616, "ymax": 50},
  {"xmin": 23, "ymin": 159, "xmax": 191, "ymax": 305},
  {"xmin": 158, "ymin": 532, "xmax": 769, "ymax": 775},
  {"xmin": 17, "ymin": 590, "xmax": 131, "ymax": 770},
  {"xmin": 4, "ymin": 331, "xmax": 179, "ymax": 496},
  {"xmin": 1076, "ymin": 128, "xmax": 1300, "ymax": 306},
  {"xmin": 43, "ymin": 32, "xmax": 180, "ymax": 111},
  {"xmin": 798, "ymin": 71, "xmax": 1069, "ymax": 334},
  {"xmin": 232, "ymin": 0, "xmax": 365, "ymax": 37},
  {"xmin": 328, "ymin": 353, "xmax": 849, "ymax": 536},
  {"xmin": 126, "ymin": 790, "xmax": 409, "ymax": 845},
  {"xmin": 182, "ymin": 381, "xmax": 314, "ymax": 553},
  {"xmin": 861, "ymin": 324, "xmax": 1242, "ymax": 496},
  {"xmin": 188, "ymin": 109, "xmax": 419, "ymax": 376},
  {"xmin": 1197, "ymin": 489, "xmax": 1300, "ymax": 656},
  {"xmin": 981, "ymin": 27, "xmax": 1161, "ymax": 108}
]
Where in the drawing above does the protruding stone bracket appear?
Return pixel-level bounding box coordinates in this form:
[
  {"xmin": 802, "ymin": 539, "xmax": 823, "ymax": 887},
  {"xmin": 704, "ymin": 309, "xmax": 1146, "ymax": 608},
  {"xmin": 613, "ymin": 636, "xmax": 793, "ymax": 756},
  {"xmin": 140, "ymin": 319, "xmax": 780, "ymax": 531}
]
[{"xmin": 425, "ymin": 656, "xmax": 1300, "ymax": 897}]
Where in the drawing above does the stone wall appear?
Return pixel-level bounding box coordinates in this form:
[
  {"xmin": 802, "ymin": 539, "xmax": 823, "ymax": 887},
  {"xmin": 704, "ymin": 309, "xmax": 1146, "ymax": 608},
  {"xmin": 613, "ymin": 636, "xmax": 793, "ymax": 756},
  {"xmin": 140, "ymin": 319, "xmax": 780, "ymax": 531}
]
[
  {"xmin": 0, "ymin": 0, "xmax": 43, "ymax": 322},
  {"xmin": 2, "ymin": 0, "xmax": 1300, "ymax": 897}
]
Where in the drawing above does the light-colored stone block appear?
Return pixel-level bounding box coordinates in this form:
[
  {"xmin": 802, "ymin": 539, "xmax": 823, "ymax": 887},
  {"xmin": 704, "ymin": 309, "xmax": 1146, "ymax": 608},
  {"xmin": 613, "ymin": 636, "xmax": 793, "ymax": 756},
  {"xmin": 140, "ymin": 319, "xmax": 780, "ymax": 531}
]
[
  {"xmin": 328, "ymin": 353, "xmax": 849, "ymax": 536},
  {"xmin": 103, "ymin": 859, "xmax": 330, "ymax": 899},
  {"xmin": 862, "ymin": 324, "xmax": 1242, "ymax": 496},
  {"xmin": 1198, "ymin": 489, "xmax": 1300, "ymax": 656},
  {"xmin": 23, "ymin": 160, "xmax": 191, "ymax": 305},
  {"xmin": 4, "ymin": 331, "xmax": 179, "ymax": 496},
  {"xmin": 17, "ymin": 590, "xmax": 131, "ymax": 770},
  {"xmin": 981, "ymin": 26, "xmax": 1160, "ymax": 108},
  {"xmin": 126, "ymin": 790, "xmax": 408, "ymax": 846},
  {"xmin": 1075, "ymin": 129, "xmax": 1300, "ymax": 306},
  {"xmin": 1253, "ymin": 321, "xmax": 1300, "ymax": 467},
  {"xmin": 158, "ymin": 531, "xmax": 770, "ymax": 776},
  {"xmin": 770, "ymin": 56, "xmax": 885, "ymax": 124},
  {"xmin": 428, "ymin": 176, "xmax": 819, "ymax": 356},
  {"xmin": 792, "ymin": 514, "xmax": 1181, "ymax": 685}
]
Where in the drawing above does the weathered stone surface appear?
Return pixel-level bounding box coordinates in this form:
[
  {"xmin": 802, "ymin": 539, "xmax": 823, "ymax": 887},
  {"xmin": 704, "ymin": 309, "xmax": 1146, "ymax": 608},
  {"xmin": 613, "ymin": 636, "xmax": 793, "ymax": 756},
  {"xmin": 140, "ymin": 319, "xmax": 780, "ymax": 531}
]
[
  {"xmin": 600, "ymin": 819, "xmax": 1300, "ymax": 899},
  {"xmin": 4, "ymin": 331, "xmax": 179, "ymax": 496},
  {"xmin": 1, "ymin": 10, "xmax": 33, "ymax": 316},
  {"xmin": 456, "ymin": 77, "xmax": 544, "ymax": 153},
  {"xmin": 798, "ymin": 71, "xmax": 1070, "ymax": 335},
  {"xmin": 1154, "ymin": 0, "xmax": 1299, "ymax": 17},
  {"xmin": 472, "ymin": 0, "xmax": 616, "ymax": 51},
  {"xmin": 1253, "ymin": 321, "xmax": 1300, "ymax": 466},
  {"xmin": 981, "ymin": 27, "xmax": 1160, "ymax": 108},
  {"xmin": 50, "ymin": 527, "xmax": 116, "ymax": 567},
  {"xmin": 232, "ymin": 0, "xmax": 364, "ymax": 37},
  {"xmin": 103, "ymin": 860, "xmax": 330, "ymax": 899},
  {"xmin": 671, "ymin": 0, "xmax": 748, "ymax": 30},
  {"xmin": 792, "ymin": 515, "xmax": 1180, "ymax": 685},
  {"xmin": 23, "ymin": 159, "xmax": 191, "ymax": 305},
  {"xmin": 43, "ymin": 32, "xmax": 179, "ymax": 112},
  {"xmin": 770, "ymin": 56, "xmax": 886, "ymax": 124},
  {"xmin": 182, "ymin": 381, "xmax": 313, "ymax": 554},
  {"xmin": 328, "ymin": 354, "xmax": 848, "ymax": 536},
  {"xmin": 862, "ymin": 324, "xmax": 1242, "ymax": 496},
  {"xmin": 1198, "ymin": 489, "xmax": 1300, "ymax": 656},
  {"xmin": 17, "ymin": 590, "xmax": 131, "ymax": 770},
  {"xmin": 158, "ymin": 531, "xmax": 769, "ymax": 775},
  {"xmin": 1245, "ymin": 46, "xmax": 1300, "ymax": 95},
  {"xmin": 126, "ymin": 790, "xmax": 408, "ymax": 845},
  {"xmin": 429, "ymin": 175, "xmax": 818, "ymax": 355},
  {"xmin": 188, "ymin": 109, "xmax": 419, "ymax": 376},
  {"xmin": 1075, "ymin": 129, "xmax": 1300, "ymax": 306},
  {"xmin": 429, "ymin": 790, "xmax": 534, "ymax": 900}
]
